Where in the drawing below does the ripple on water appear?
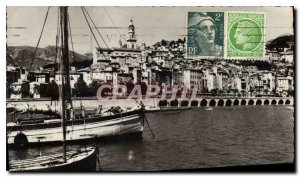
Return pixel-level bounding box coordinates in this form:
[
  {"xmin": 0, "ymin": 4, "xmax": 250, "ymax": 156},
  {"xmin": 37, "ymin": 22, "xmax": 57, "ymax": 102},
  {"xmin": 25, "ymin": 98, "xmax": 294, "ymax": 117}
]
[{"xmin": 8, "ymin": 105, "xmax": 294, "ymax": 171}]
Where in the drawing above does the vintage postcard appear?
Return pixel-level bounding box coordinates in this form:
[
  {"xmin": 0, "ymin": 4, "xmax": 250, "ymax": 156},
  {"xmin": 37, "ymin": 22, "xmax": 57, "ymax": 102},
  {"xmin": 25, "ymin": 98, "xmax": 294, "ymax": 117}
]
[{"xmin": 6, "ymin": 6, "xmax": 294, "ymax": 172}]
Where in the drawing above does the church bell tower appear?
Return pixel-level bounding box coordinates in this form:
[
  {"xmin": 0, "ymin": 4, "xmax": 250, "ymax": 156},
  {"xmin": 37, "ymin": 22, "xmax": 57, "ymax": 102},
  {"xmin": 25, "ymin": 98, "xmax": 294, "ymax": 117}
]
[{"xmin": 127, "ymin": 18, "xmax": 137, "ymax": 49}]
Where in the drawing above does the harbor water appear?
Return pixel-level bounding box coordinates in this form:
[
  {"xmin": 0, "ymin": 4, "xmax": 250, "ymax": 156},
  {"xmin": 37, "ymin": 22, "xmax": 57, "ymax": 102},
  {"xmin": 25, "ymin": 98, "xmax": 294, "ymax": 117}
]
[{"xmin": 8, "ymin": 105, "xmax": 294, "ymax": 171}]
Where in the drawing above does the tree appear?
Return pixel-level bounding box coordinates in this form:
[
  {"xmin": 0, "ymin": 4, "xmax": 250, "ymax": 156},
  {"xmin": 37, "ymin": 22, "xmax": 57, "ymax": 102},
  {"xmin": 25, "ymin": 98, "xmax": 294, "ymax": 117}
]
[
  {"xmin": 287, "ymin": 89, "xmax": 294, "ymax": 97},
  {"xmin": 20, "ymin": 83, "xmax": 30, "ymax": 98},
  {"xmin": 73, "ymin": 78, "xmax": 88, "ymax": 97},
  {"xmin": 241, "ymin": 90, "xmax": 245, "ymax": 97},
  {"xmin": 125, "ymin": 81, "xmax": 135, "ymax": 95},
  {"xmin": 47, "ymin": 80, "xmax": 59, "ymax": 100},
  {"xmin": 250, "ymin": 87, "xmax": 255, "ymax": 97},
  {"xmin": 218, "ymin": 89, "xmax": 224, "ymax": 96},
  {"xmin": 271, "ymin": 88, "xmax": 277, "ymax": 95},
  {"xmin": 264, "ymin": 89, "xmax": 269, "ymax": 95},
  {"xmin": 226, "ymin": 89, "xmax": 231, "ymax": 96},
  {"xmin": 6, "ymin": 83, "xmax": 12, "ymax": 98},
  {"xmin": 176, "ymin": 87, "xmax": 182, "ymax": 96},
  {"xmin": 211, "ymin": 88, "xmax": 219, "ymax": 96},
  {"xmin": 169, "ymin": 40, "xmax": 175, "ymax": 48},
  {"xmin": 161, "ymin": 39, "xmax": 167, "ymax": 46},
  {"xmin": 233, "ymin": 89, "xmax": 239, "ymax": 96},
  {"xmin": 88, "ymin": 80, "xmax": 100, "ymax": 96},
  {"xmin": 202, "ymin": 87, "xmax": 209, "ymax": 94},
  {"xmin": 99, "ymin": 82, "xmax": 112, "ymax": 97},
  {"xmin": 139, "ymin": 82, "xmax": 148, "ymax": 95}
]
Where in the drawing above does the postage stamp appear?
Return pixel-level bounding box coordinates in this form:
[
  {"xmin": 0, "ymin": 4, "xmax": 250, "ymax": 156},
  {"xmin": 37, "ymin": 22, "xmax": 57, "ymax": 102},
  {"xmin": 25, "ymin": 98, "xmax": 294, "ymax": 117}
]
[
  {"xmin": 227, "ymin": 12, "xmax": 265, "ymax": 58},
  {"xmin": 187, "ymin": 11, "xmax": 224, "ymax": 58}
]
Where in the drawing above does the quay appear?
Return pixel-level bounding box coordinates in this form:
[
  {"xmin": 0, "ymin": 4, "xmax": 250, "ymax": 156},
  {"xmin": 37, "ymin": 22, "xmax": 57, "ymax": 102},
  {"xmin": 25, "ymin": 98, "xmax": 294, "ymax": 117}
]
[{"xmin": 6, "ymin": 96, "xmax": 294, "ymax": 109}]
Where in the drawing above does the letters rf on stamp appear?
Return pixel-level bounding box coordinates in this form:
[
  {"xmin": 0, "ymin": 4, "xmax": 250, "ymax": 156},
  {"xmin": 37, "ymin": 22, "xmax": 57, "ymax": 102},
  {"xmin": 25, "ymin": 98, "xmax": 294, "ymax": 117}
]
[{"xmin": 187, "ymin": 11, "xmax": 224, "ymax": 59}]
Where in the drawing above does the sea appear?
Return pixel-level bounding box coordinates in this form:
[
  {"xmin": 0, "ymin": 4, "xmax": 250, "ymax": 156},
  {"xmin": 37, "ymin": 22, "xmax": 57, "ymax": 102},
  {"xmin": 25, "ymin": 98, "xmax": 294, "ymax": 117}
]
[{"xmin": 8, "ymin": 105, "xmax": 294, "ymax": 171}]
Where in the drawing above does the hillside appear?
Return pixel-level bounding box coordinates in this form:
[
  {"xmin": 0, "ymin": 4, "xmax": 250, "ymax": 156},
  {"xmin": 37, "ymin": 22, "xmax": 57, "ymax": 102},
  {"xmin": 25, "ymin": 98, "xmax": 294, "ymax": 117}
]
[
  {"xmin": 266, "ymin": 34, "xmax": 294, "ymax": 51},
  {"xmin": 6, "ymin": 46, "xmax": 93, "ymax": 70}
]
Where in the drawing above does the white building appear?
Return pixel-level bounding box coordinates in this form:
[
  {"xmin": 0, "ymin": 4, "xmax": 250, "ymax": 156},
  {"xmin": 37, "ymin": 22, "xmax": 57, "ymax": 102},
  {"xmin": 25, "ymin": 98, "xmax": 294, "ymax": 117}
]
[
  {"xmin": 280, "ymin": 51, "xmax": 293, "ymax": 63},
  {"xmin": 260, "ymin": 71, "xmax": 276, "ymax": 93},
  {"xmin": 77, "ymin": 68, "xmax": 93, "ymax": 86},
  {"xmin": 91, "ymin": 67, "xmax": 113, "ymax": 83},
  {"xmin": 92, "ymin": 19, "xmax": 142, "ymax": 69},
  {"xmin": 232, "ymin": 77, "xmax": 242, "ymax": 91},
  {"xmin": 267, "ymin": 50, "xmax": 280, "ymax": 63},
  {"xmin": 29, "ymin": 82, "xmax": 41, "ymax": 98},
  {"xmin": 276, "ymin": 76, "xmax": 293, "ymax": 96},
  {"xmin": 54, "ymin": 72, "xmax": 83, "ymax": 89},
  {"xmin": 203, "ymin": 70, "xmax": 215, "ymax": 92},
  {"xmin": 183, "ymin": 69, "xmax": 203, "ymax": 90},
  {"xmin": 10, "ymin": 81, "xmax": 29, "ymax": 99}
]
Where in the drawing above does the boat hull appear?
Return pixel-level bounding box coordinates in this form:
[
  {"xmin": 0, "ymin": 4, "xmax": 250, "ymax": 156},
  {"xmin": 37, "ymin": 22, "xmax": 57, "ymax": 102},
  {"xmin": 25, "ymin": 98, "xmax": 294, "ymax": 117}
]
[
  {"xmin": 145, "ymin": 107, "xmax": 192, "ymax": 113},
  {"xmin": 10, "ymin": 147, "xmax": 98, "ymax": 172},
  {"xmin": 7, "ymin": 109, "xmax": 144, "ymax": 147}
]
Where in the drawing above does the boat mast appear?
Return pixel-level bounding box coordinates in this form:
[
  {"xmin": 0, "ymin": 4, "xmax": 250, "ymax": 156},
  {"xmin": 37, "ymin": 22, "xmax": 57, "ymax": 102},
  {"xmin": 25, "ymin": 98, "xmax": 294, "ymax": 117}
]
[{"xmin": 60, "ymin": 6, "xmax": 71, "ymax": 163}]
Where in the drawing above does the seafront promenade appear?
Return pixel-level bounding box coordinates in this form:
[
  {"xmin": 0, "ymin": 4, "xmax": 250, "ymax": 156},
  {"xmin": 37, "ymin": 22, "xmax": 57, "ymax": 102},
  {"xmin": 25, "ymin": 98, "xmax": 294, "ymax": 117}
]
[{"xmin": 6, "ymin": 96, "xmax": 294, "ymax": 109}]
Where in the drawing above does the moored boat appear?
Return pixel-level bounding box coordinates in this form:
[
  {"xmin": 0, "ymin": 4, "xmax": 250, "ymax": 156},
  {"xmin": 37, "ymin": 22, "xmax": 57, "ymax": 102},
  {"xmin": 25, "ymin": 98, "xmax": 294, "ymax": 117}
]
[
  {"xmin": 145, "ymin": 106, "xmax": 191, "ymax": 113},
  {"xmin": 8, "ymin": 7, "xmax": 100, "ymax": 172},
  {"xmin": 6, "ymin": 5, "xmax": 145, "ymax": 148},
  {"xmin": 9, "ymin": 146, "xmax": 98, "ymax": 172},
  {"xmin": 7, "ymin": 106, "xmax": 144, "ymax": 147},
  {"xmin": 205, "ymin": 107, "xmax": 213, "ymax": 111}
]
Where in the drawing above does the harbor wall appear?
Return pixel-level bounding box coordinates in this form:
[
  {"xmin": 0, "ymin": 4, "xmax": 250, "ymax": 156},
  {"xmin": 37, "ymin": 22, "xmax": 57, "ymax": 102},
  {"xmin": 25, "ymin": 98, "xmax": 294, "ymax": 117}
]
[{"xmin": 7, "ymin": 97, "xmax": 294, "ymax": 109}]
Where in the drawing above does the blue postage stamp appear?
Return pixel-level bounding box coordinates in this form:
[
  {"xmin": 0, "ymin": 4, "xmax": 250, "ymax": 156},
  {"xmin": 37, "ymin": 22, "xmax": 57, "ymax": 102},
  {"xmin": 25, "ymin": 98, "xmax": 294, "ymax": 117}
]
[{"xmin": 187, "ymin": 11, "xmax": 224, "ymax": 58}]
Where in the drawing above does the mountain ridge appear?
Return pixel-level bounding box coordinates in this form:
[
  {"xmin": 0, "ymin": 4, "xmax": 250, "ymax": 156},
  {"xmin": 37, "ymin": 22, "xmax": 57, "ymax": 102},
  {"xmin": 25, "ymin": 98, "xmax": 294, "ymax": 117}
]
[{"xmin": 6, "ymin": 45, "xmax": 92, "ymax": 70}]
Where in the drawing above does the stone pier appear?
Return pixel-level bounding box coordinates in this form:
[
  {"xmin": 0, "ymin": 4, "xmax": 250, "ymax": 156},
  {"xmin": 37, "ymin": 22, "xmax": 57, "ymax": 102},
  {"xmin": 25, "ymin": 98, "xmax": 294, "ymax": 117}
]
[{"xmin": 7, "ymin": 97, "xmax": 294, "ymax": 109}]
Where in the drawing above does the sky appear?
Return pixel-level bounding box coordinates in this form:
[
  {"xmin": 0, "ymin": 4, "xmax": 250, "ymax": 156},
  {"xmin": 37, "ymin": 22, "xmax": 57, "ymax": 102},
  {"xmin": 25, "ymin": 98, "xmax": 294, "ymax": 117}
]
[{"xmin": 7, "ymin": 6, "xmax": 294, "ymax": 54}]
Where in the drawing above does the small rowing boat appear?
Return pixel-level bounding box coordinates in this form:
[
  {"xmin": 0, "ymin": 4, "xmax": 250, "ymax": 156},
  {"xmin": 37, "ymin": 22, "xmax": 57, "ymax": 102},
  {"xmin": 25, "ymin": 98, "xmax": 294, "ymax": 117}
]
[
  {"xmin": 145, "ymin": 106, "xmax": 192, "ymax": 113},
  {"xmin": 205, "ymin": 107, "xmax": 213, "ymax": 111}
]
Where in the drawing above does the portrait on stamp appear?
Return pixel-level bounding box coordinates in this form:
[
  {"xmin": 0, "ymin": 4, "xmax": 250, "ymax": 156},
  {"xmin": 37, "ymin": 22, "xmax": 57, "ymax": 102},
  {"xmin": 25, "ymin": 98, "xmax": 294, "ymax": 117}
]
[
  {"xmin": 187, "ymin": 12, "xmax": 224, "ymax": 58},
  {"xmin": 227, "ymin": 12, "xmax": 265, "ymax": 58}
]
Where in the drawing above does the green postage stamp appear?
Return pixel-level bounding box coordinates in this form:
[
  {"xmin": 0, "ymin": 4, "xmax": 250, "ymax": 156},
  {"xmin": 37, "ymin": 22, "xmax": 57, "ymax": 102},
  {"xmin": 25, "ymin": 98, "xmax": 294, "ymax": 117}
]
[{"xmin": 227, "ymin": 12, "xmax": 265, "ymax": 58}]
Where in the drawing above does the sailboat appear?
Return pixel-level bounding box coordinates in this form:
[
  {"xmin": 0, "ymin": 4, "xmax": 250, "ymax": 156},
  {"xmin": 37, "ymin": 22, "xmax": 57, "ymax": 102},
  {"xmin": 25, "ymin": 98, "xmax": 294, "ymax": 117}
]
[
  {"xmin": 8, "ymin": 7, "xmax": 99, "ymax": 172},
  {"xmin": 6, "ymin": 7, "xmax": 145, "ymax": 148}
]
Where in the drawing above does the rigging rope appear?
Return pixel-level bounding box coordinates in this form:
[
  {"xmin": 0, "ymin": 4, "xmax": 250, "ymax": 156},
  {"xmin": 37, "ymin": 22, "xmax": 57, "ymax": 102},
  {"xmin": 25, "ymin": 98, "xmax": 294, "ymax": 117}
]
[
  {"xmin": 103, "ymin": 7, "xmax": 123, "ymax": 39},
  {"xmin": 28, "ymin": 7, "xmax": 51, "ymax": 71},
  {"xmin": 55, "ymin": 8, "xmax": 60, "ymax": 72},
  {"xmin": 7, "ymin": 7, "xmax": 19, "ymax": 19},
  {"xmin": 68, "ymin": 13, "xmax": 77, "ymax": 64},
  {"xmin": 52, "ymin": 7, "xmax": 61, "ymax": 107},
  {"xmin": 82, "ymin": 7, "xmax": 110, "ymax": 49},
  {"xmin": 80, "ymin": 7, "xmax": 108, "ymax": 60},
  {"xmin": 68, "ymin": 11, "xmax": 83, "ymax": 104}
]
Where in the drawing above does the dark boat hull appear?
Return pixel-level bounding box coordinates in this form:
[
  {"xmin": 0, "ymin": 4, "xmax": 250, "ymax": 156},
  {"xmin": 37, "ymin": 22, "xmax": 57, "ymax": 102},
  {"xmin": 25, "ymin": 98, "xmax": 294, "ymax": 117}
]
[{"xmin": 10, "ymin": 147, "xmax": 98, "ymax": 172}]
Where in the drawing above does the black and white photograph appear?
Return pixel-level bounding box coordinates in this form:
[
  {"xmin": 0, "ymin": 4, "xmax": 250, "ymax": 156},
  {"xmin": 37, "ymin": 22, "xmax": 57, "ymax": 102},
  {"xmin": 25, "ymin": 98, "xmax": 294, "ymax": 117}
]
[{"xmin": 5, "ymin": 5, "xmax": 295, "ymax": 172}]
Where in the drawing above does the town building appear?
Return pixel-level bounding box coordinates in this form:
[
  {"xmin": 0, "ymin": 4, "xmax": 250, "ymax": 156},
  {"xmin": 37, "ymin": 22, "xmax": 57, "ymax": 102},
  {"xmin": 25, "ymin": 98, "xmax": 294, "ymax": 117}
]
[
  {"xmin": 182, "ymin": 69, "xmax": 203, "ymax": 91},
  {"xmin": 276, "ymin": 75, "xmax": 293, "ymax": 97}
]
